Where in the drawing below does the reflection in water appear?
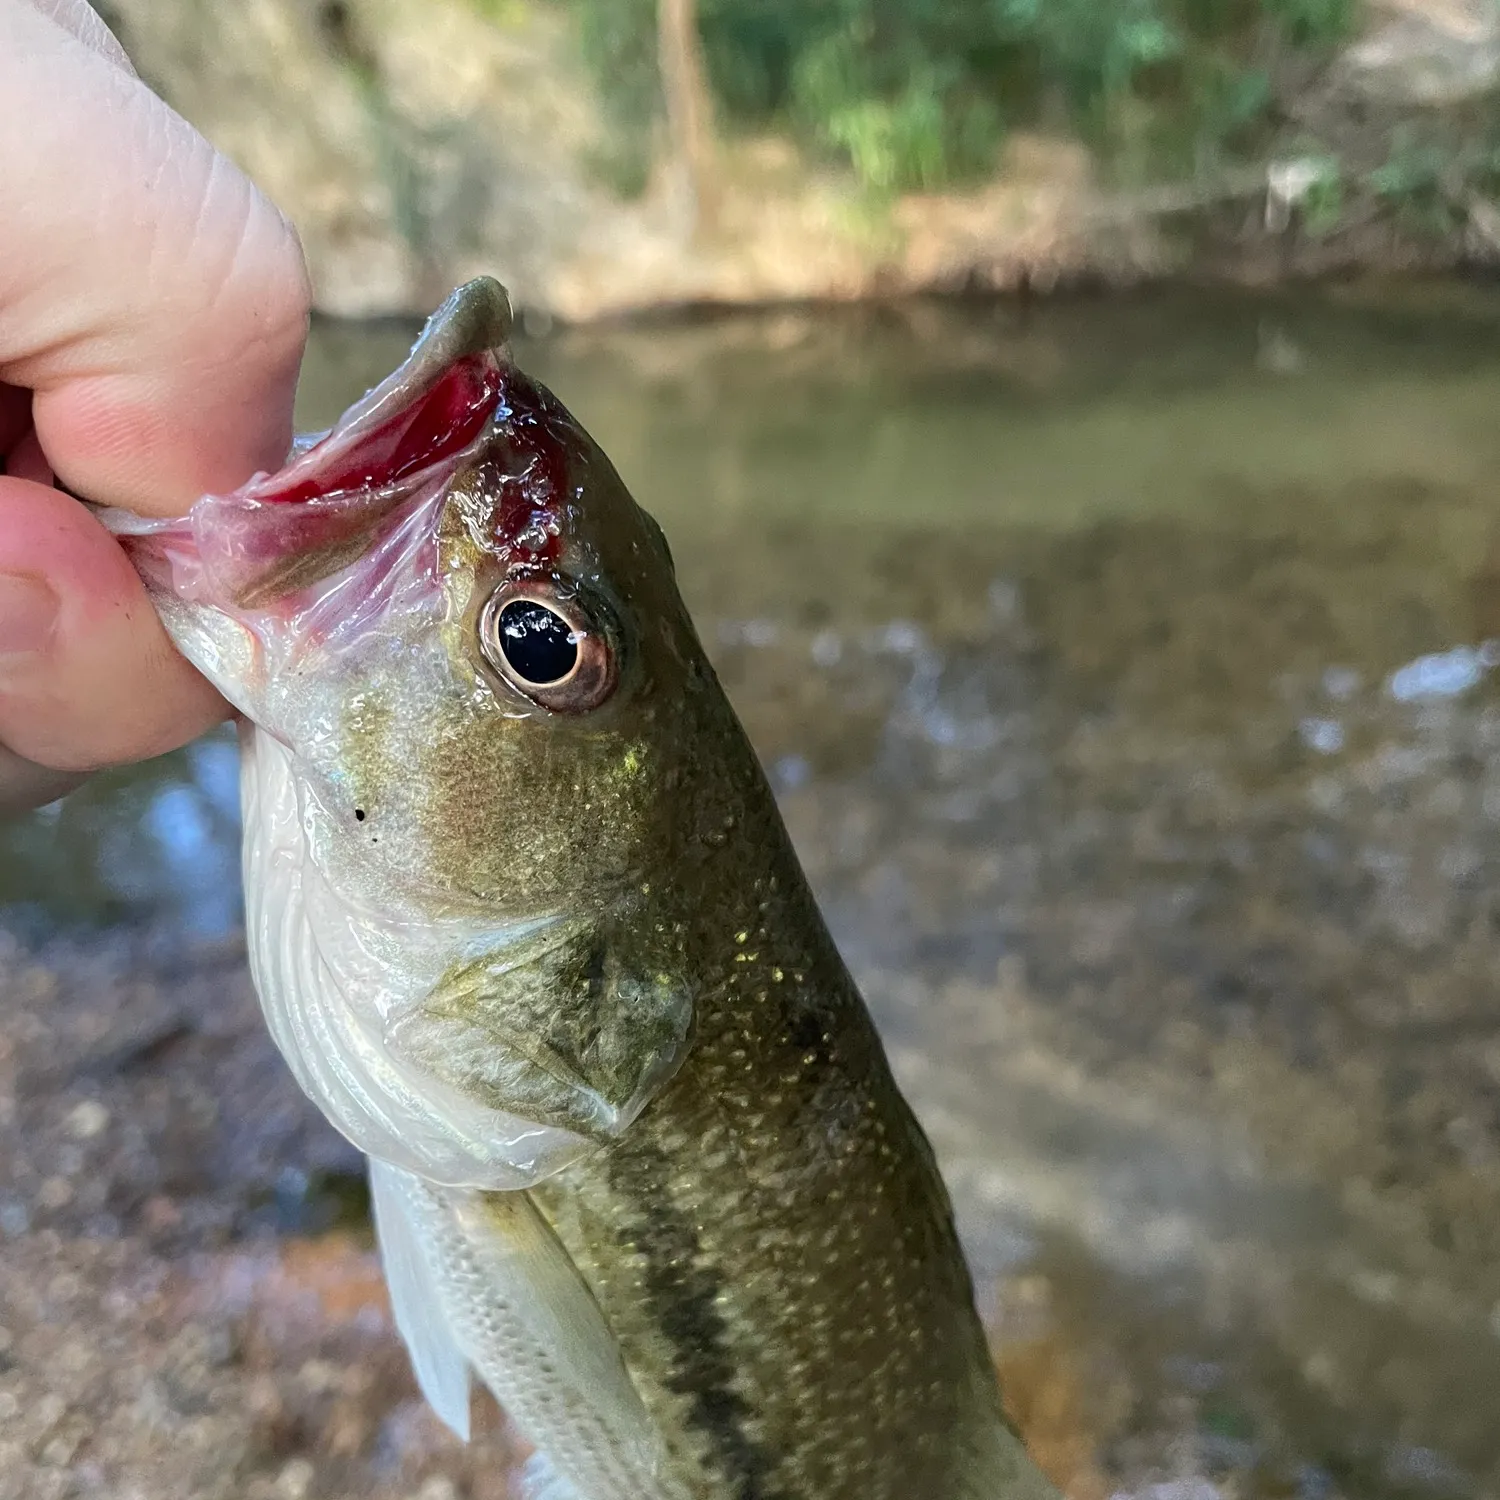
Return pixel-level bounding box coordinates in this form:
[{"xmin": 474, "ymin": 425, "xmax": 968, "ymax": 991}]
[
  {"xmin": 135, "ymin": 736, "xmax": 242, "ymax": 933},
  {"xmin": 1388, "ymin": 644, "xmax": 1498, "ymax": 703},
  {"xmin": 7, "ymin": 285, "xmax": 1500, "ymax": 1497},
  {"xmin": 0, "ymin": 725, "xmax": 241, "ymax": 939}
]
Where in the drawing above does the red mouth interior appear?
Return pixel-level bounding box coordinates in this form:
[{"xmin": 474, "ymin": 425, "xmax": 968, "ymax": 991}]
[
  {"xmin": 123, "ymin": 344, "xmax": 594, "ymax": 621},
  {"xmin": 262, "ymin": 354, "xmax": 504, "ymax": 504}
]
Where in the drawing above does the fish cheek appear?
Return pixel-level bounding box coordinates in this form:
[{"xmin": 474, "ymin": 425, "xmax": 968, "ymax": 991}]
[
  {"xmin": 383, "ymin": 693, "xmax": 698, "ymax": 1141},
  {"xmin": 410, "ymin": 694, "xmax": 664, "ymax": 908},
  {"xmin": 322, "ymin": 690, "xmax": 413, "ymax": 859},
  {"xmin": 333, "ymin": 689, "xmax": 485, "ymax": 879}
]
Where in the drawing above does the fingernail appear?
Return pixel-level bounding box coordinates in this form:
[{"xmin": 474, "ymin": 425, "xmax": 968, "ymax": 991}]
[{"xmin": 0, "ymin": 573, "xmax": 59, "ymax": 660}]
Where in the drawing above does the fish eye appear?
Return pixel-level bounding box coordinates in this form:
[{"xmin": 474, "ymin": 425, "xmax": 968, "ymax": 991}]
[{"xmin": 479, "ymin": 576, "xmax": 618, "ymax": 713}]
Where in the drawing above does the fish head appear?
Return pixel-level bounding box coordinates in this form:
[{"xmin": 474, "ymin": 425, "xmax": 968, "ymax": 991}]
[{"xmin": 106, "ymin": 280, "xmax": 745, "ymax": 1187}]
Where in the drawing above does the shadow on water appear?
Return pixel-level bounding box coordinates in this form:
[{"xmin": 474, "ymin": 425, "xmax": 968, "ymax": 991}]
[{"xmin": 7, "ymin": 281, "xmax": 1500, "ymax": 1496}]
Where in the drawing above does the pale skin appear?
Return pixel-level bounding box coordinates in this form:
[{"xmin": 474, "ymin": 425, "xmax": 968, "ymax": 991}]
[{"xmin": 0, "ymin": 0, "xmax": 310, "ymax": 813}]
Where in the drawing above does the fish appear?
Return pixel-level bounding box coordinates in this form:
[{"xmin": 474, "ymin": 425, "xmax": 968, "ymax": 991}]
[{"xmin": 103, "ymin": 279, "xmax": 1061, "ymax": 1500}]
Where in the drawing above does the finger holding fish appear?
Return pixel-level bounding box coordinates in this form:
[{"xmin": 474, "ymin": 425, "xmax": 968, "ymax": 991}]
[
  {"xmin": 0, "ymin": 0, "xmax": 309, "ymax": 804},
  {"xmin": 0, "ymin": 478, "xmax": 227, "ymax": 777}
]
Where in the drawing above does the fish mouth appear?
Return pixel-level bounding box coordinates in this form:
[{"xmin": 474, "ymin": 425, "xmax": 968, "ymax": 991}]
[
  {"xmin": 96, "ymin": 278, "xmax": 517, "ymax": 620},
  {"xmin": 273, "ymin": 276, "xmax": 513, "ymax": 499}
]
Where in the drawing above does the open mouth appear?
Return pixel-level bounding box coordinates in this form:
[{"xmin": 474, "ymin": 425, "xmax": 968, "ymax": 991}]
[{"xmin": 96, "ymin": 279, "xmax": 517, "ymax": 620}]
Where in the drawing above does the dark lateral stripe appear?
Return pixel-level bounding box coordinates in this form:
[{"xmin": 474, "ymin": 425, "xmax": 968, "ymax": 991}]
[{"xmin": 606, "ymin": 1144, "xmax": 788, "ymax": 1500}]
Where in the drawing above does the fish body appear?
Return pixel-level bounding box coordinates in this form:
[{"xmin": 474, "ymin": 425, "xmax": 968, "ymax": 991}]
[{"xmin": 107, "ymin": 281, "xmax": 1059, "ymax": 1500}]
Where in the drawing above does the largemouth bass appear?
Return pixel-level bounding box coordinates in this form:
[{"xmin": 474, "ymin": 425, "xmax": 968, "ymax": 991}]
[{"xmin": 105, "ymin": 280, "xmax": 1060, "ymax": 1500}]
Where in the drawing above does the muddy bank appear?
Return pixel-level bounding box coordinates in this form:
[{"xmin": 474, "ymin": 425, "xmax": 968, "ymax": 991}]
[{"xmin": 96, "ymin": 0, "xmax": 1500, "ymax": 319}]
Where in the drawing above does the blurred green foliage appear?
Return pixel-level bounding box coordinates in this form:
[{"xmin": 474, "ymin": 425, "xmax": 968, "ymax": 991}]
[{"xmin": 561, "ymin": 0, "xmax": 1358, "ymax": 193}]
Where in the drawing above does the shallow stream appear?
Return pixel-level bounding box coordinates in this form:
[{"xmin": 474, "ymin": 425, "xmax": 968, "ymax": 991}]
[{"xmin": 6, "ymin": 282, "xmax": 1500, "ymax": 1498}]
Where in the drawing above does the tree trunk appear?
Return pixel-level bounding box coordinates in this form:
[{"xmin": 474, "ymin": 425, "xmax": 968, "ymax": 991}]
[{"xmin": 657, "ymin": 0, "xmax": 717, "ymax": 234}]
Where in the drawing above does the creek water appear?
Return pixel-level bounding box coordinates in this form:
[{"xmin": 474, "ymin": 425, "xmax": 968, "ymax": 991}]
[{"xmin": 6, "ymin": 281, "xmax": 1500, "ymax": 1497}]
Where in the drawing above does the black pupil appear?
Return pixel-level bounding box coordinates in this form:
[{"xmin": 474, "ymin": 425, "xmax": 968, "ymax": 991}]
[{"xmin": 498, "ymin": 600, "xmax": 579, "ymax": 684}]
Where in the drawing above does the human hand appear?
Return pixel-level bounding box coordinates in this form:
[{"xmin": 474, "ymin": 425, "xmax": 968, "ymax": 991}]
[{"xmin": 0, "ymin": 0, "xmax": 310, "ymax": 814}]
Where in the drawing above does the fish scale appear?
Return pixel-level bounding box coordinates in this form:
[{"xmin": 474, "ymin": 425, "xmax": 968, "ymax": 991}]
[{"xmin": 526, "ymin": 849, "xmax": 1027, "ymax": 1499}]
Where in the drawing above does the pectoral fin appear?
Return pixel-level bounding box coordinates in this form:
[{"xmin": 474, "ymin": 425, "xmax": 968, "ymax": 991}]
[
  {"xmin": 369, "ymin": 1160, "xmax": 678, "ymax": 1499},
  {"xmin": 369, "ymin": 1157, "xmax": 473, "ymax": 1439},
  {"xmin": 445, "ymin": 1190, "xmax": 664, "ymax": 1481},
  {"xmin": 518, "ymin": 1452, "xmax": 590, "ymax": 1500}
]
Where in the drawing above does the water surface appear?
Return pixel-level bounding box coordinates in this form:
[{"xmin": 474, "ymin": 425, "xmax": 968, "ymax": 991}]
[{"xmin": 8, "ymin": 282, "xmax": 1500, "ymax": 1497}]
